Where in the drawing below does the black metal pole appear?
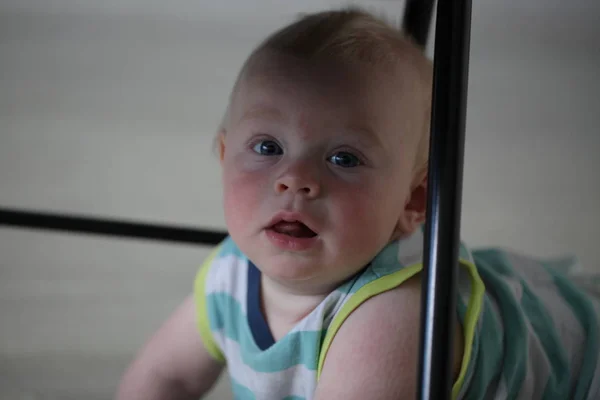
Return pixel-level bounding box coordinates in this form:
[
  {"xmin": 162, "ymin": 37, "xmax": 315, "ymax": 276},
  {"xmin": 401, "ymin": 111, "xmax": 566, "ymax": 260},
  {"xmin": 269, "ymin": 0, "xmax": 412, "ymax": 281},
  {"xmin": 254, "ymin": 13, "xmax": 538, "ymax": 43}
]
[
  {"xmin": 402, "ymin": 0, "xmax": 436, "ymax": 49},
  {"xmin": 417, "ymin": 0, "xmax": 472, "ymax": 398},
  {"xmin": 0, "ymin": 207, "xmax": 227, "ymax": 246}
]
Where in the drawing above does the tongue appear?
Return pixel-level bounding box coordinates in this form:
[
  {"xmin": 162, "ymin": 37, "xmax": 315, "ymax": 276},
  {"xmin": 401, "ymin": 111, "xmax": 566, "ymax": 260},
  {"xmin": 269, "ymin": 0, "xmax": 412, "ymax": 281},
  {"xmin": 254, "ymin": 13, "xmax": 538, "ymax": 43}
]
[{"xmin": 272, "ymin": 221, "xmax": 316, "ymax": 238}]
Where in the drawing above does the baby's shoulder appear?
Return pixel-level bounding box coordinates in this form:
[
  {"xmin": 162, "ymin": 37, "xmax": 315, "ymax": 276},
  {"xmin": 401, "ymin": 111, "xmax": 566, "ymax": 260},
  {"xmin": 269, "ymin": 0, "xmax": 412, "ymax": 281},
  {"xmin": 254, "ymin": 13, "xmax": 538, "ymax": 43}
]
[{"xmin": 316, "ymin": 274, "xmax": 463, "ymax": 398}]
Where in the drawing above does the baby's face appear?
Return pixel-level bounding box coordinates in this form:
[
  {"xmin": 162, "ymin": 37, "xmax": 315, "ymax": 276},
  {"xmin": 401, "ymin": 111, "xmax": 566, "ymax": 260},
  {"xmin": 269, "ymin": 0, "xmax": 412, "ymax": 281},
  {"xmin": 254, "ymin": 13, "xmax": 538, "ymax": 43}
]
[{"xmin": 220, "ymin": 53, "xmax": 422, "ymax": 293}]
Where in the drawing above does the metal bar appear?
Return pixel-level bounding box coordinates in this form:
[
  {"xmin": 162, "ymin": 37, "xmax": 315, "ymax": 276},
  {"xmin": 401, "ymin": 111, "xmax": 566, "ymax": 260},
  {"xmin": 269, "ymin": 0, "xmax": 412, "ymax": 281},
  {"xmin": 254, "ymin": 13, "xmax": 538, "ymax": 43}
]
[
  {"xmin": 402, "ymin": 0, "xmax": 436, "ymax": 48},
  {"xmin": 0, "ymin": 207, "xmax": 227, "ymax": 246},
  {"xmin": 417, "ymin": 0, "xmax": 472, "ymax": 398}
]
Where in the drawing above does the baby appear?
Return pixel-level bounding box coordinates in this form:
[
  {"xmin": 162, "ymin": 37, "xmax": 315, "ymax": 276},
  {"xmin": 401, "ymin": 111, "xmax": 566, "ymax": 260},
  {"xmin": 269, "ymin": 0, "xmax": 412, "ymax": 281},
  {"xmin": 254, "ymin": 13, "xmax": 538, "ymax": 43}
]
[{"xmin": 117, "ymin": 8, "xmax": 600, "ymax": 400}]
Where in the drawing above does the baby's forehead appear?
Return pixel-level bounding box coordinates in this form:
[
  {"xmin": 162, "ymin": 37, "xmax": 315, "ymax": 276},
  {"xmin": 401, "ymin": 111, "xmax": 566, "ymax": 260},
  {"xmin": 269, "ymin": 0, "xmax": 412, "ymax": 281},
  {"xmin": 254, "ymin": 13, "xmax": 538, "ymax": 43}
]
[
  {"xmin": 235, "ymin": 50, "xmax": 427, "ymax": 119},
  {"xmin": 242, "ymin": 48, "xmax": 424, "ymax": 88}
]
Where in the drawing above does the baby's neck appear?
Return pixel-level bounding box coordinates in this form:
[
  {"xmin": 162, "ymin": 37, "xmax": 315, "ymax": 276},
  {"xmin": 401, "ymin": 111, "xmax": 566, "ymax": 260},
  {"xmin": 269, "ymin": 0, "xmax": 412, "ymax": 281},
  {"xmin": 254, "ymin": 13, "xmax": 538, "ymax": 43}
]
[{"xmin": 260, "ymin": 276, "xmax": 330, "ymax": 341}]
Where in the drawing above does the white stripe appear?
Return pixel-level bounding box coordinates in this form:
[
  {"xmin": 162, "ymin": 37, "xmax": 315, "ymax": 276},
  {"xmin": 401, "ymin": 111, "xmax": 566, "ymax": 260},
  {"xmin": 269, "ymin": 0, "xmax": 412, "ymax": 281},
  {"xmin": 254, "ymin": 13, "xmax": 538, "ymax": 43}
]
[
  {"xmin": 396, "ymin": 229, "xmax": 423, "ymax": 267},
  {"xmin": 217, "ymin": 335, "xmax": 317, "ymax": 400},
  {"xmin": 460, "ymin": 240, "xmax": 476, "ymax": 264},
  {"xmin": 289, "ymin": 289, "xmax": 350, "ymax": 335},
  {"xmin": 205, "ymin": 254, "xmax": 249, "ymax": 315},
  {"xmin": 515, "ymin": 323, "xmax": 550, "ymax": 400},
  {"xmin": 505, "ymin": 251, "xmax": 588, "ymax": 390},
  {"xmin": 490, "ymin": 377, "xmax": 508, "ymax": 400}
]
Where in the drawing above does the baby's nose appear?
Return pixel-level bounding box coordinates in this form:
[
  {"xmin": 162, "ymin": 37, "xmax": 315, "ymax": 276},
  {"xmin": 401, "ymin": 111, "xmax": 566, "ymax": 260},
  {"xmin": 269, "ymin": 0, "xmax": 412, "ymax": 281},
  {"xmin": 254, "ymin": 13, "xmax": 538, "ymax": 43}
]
[{"xmin": 274, "ymin": 171, "xmax": 320, "ymax": 199}]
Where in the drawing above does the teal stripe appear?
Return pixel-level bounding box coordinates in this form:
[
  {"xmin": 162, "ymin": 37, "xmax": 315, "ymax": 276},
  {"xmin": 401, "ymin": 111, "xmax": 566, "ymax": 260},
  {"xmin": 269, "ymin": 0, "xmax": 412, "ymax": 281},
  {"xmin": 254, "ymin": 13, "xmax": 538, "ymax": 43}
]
[
  {"xmin": 519, "ymin": 283, "xmax": 570, "ymax": 398},
  {"xmin": 366, "ymin": 239, "xmax": 476, "ymax": 291},
  {"xmin": 207, "ymin": 292, "xmax": 324, "ymax": 372},
  {"xmin": 455, "ymin": 298, "xmax": 477, "ymax": 398},
  {"xmin": 463, "ymin": 295, "xmax": 504, "ymax": 398},
  {"xmin": 333, "ymin": 242, "xmax": 401, "ymax": 296},
  {"xmin": 230, "ymin": 377, "xmax": 256, "ymax": 400},
  {"xmin": 217, "ymin": 236, "xmax": 247, "ymax": 259},
  {"xmin": 339, "ymin": 267, "xmax": 379, "ymax": 295},
  {"xmin": 283, "ymin": 397, "xmax": 306, "ymax": 400},
  {"xmin": 455, "ymin": 260, "xmax": 502, "ymax": 399},
  {"xmin": 473, "ymin": 250, "xmax": 528, "ymax": 398},
  {"xmin": 473, "ymin": 248, "xmax": 515, "ymax": 277},
  {"xmin": 207, "ymin": 292, "xmax": 246, "ymax": 342},
  {"xmin": 544, "ymin": 266, "xmax": 599, "ymax": 400},
  {"xmin": 542, "ymin": 256, "xmax": 579, "ymax": 276},
  {"xmin": 370, "ymin": 241, "xmax": 401, "ymax": 277}
]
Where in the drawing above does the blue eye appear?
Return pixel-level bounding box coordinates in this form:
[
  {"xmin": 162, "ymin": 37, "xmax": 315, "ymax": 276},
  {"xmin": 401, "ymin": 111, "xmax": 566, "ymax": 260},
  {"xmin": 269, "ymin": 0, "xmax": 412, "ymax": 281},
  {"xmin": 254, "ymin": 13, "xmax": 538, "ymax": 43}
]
[
  {"xmin": 252, "ymin": 140, "xmax": 283, "ymax": 156},
  {"xmin": 328, "ymin": 151, "xmax": 361, "ymax": 168}
]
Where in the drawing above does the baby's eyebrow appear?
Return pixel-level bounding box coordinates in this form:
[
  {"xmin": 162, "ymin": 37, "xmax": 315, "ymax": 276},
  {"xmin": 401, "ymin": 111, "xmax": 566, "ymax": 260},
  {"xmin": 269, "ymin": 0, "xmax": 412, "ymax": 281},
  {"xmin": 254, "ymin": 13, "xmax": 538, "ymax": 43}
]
[
  {"xmin": 343, "ymin": 125, "xmax": 384, "ymax": 150},
  {"xmin": 238, "ymin": 106, "xmax": 285, "ymax": 124}
]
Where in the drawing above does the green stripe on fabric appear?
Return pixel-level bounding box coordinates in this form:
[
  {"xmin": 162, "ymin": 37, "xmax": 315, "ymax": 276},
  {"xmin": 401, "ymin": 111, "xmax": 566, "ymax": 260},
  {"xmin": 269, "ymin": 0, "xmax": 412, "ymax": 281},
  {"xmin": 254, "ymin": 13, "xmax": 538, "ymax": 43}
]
[
  {"xmin": 217, "ymin": 236, "xmax": 246, "ymax": 259},
  {"xmin": 542, "ymin": 256, "xmax": 579, "ymax": 276},
  {"xmin": 462, "ymin": 296, "xmax": 503, "ymax": 398},
  {"xmin": 207, "ymin": 292, "xmax": 324, "ymax": 372},
  {"xmin": 473, "ymin": 248, "xmax": 516, "ymax": 277},
  {"xmin": 455, "ymin": 298, "xmax": 478, "ymax": 399},
  {"xmin": 336, "ymin": 242, "xmax": 401, "ymax": 295},
  {"xmin": 336, "ymin": 267, "xmax": 379, "ymax": 295},
  {"xmin": 544, "ymin": 266, "xmax": 599, "ymax": 400},
  {"xmin": 473, "ymin": 250, "xmax": 528, "ymax": 399},
  {"xmin": 231, "ymin": 378, "xmax": 256, "ymax": 400},
  {"xmin": 370, "ymin": 241, "xmax": 401, "ymax": 276},
  {"xmin": 519, "ymin": 284, "xmax": 570, "ymax": 399}
]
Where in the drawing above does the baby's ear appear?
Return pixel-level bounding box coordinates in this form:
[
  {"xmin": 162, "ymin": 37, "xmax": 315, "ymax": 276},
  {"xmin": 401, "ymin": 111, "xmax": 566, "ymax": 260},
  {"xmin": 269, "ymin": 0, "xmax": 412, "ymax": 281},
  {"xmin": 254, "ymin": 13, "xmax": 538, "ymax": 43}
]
[{"xmin": 393, "ymin": 174, "xmax": 428, "ymax": 239}]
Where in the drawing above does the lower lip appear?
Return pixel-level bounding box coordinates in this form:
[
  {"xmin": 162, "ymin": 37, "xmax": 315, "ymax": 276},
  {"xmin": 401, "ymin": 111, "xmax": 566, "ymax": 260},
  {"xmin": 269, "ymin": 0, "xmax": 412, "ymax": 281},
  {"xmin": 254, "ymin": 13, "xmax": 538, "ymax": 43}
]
[{"xmin": 265, "ymin": 229, "xmax": 319, "ymax": 251}]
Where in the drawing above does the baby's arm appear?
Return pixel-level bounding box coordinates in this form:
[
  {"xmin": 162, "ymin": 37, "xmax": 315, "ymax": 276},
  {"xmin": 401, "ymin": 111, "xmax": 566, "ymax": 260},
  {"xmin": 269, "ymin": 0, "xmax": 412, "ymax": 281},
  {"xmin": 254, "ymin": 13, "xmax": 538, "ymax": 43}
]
[
  {"xmin": 313, "ymin": 275, "xmax": 464, "ymax": 399},
  {"xmin": 116, "ymin": 294, "xmax": 224, "ymax": 400}
]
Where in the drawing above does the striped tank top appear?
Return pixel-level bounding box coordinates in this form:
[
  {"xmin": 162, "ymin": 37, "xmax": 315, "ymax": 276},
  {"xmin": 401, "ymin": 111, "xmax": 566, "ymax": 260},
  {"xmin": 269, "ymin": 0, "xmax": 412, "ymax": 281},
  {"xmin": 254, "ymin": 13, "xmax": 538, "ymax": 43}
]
[{"xmin": 194, "ymin": 229, "xmax": 600, "ymax": 399}]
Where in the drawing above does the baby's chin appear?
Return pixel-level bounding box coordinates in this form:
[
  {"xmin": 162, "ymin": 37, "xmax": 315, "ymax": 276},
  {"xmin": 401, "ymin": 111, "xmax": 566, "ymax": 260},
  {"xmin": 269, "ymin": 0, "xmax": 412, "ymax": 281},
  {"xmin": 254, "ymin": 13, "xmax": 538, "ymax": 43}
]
[
  {"xmin": 255, "ymin": 254, "xmax": 325, "ymax": 281},
  {"xmin": 235, "ymin": 231, "xmax": 378, "ymax": 288},
  {"xmin": 255, "ymin": 253, "xmax": 366, "ymax": 293}
]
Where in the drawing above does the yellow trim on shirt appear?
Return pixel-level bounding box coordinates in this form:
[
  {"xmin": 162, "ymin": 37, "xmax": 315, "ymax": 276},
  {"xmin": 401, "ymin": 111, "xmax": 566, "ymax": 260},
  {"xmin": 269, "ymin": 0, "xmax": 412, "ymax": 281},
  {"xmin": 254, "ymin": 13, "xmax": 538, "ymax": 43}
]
[
  {"xmin": 193, "ymin": 246, "xmax": 226, "ymax": 363},
  {"xmin": 453, "ymin": 259, "xmax": 485, "ymax": 399},
  {"xmin": 316, "ymin": 260, "xmax": 485, "ymax": 400}
]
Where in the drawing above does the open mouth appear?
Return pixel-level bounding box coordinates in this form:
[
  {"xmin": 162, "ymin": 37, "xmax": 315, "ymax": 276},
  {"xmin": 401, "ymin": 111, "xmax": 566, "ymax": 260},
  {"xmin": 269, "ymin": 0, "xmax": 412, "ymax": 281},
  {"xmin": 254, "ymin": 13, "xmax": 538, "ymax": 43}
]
[{"xmin": 269, "ymin": 220, "xmax": 318, "ymax": 238}]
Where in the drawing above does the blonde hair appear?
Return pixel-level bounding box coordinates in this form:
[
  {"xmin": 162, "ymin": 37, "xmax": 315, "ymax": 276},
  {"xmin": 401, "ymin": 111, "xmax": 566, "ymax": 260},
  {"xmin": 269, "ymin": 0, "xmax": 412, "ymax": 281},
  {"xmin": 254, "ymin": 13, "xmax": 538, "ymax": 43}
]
[{"xmin": 219, "ymin": 7, "xmax": 433, "ymax": 172}]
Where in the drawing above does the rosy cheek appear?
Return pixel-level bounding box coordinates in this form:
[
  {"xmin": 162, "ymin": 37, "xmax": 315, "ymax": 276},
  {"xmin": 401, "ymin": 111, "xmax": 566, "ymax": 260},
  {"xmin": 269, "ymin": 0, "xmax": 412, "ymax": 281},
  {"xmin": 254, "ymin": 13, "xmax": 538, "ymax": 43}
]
[
  {"xmin": 222, "ymin": 167, "xmax": 266, "ymax": 232},
  {"xmin": 330, "ymin": 184, "xmax": 370, "ymax": 229},
  {"xmin": 329, "ymin": 182, "xmax": 392, "ymax": 246}
]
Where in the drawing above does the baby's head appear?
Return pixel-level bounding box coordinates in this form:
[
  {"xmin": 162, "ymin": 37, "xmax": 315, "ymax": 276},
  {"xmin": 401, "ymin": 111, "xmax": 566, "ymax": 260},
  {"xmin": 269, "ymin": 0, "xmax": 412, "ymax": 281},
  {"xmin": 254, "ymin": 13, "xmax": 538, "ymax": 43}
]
[{"xmin": 217, "ymin": 8, "xmax": 433, "ymax": 292}]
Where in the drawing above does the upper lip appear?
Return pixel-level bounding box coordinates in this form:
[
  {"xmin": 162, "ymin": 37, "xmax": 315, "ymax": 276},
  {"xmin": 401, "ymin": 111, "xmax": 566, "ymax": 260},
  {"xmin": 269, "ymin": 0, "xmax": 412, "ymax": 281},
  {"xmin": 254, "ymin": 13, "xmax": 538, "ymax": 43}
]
[{"xmin": 266, "ymin": 211, "xmax": 319, "ymax": 235}]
